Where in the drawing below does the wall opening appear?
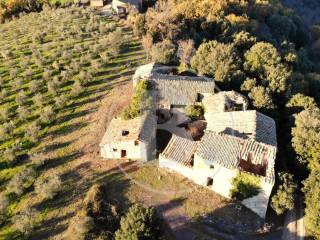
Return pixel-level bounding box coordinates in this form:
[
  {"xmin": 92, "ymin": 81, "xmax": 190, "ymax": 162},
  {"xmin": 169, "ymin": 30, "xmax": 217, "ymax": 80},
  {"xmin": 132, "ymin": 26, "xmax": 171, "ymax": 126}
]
[
  {"xmin": 206, "ymin": 177, "xmax": 213, "ymax": 186},
  {"xmin": 122, "ymin": 130, "xmax": 129, "ymax": 136},
  {"xmin": 121, "ymin": 150, "xmax": 127, "ymax": 158}
]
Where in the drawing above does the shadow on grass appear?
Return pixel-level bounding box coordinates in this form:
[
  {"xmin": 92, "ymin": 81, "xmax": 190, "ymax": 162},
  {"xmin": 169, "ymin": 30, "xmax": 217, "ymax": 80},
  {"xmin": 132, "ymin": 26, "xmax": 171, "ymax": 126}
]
[
  {"xmin": 50, "ymin": 121, "xmax": 89, "ymax": 138},
  {"xmin": 55, "ymin": 108, "xmax": 96, "ymax": 125},
  {"xmin": 44, "ymin": 140, "xmax": 75, "ymax": 153},
  {"xmin": 44, "ymin": 151, "xmax": 83, "ymax": 171},
  {"xmin": 31, "ymin": 212, "xmax": 74, "ymax": 240}
]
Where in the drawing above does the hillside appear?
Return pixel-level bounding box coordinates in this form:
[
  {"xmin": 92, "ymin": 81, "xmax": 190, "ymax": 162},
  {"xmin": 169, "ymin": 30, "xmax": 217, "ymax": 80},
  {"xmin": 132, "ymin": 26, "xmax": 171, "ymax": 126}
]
[{"xmin": 0, "ymin": 7, "xmax": 146, "ymax": 239}]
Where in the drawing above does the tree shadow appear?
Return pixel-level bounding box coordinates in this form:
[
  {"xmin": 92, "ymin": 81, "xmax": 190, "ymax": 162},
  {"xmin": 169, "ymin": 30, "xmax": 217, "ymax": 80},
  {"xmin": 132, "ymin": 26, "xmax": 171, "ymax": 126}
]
[
  {"xmin": 44, "ymin": 151, "xmax": 83, "ymax": 171},
  {"xmin": 31, "ymin": 212, "xmax": 74, "ymax": 240},
  {"xmin": 50, "ymin": 121, "xmax": 88, "ymax": 138}
]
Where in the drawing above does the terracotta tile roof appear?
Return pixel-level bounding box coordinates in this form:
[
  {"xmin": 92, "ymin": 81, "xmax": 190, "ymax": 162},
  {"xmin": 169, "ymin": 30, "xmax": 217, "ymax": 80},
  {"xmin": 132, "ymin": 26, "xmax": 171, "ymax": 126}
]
[
  {"xmin": 150, "ymin": 74, "xmax": 215, "ymax": 106},
  {"xmin": 99, "ymin": 112, "xmax": 157, "ymax": 146},
  {"xmin": 160, "ymin": 135, "xmax": 198, "ymax": 167},
  {"xmin": 205, "ymin": 110, "xmax": 277, "ymax": 147},
  {"xmin": 196, "ymin": 131, "xmax": 241, "ymax": 168},
  {"xmin": 195, "ymin": 131, "xmax": 276, "ymax": 182}
]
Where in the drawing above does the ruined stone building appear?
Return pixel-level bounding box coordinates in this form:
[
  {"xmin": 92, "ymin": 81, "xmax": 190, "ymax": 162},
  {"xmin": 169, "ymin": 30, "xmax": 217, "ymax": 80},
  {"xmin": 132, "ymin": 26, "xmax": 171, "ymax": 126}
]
[{"xmin": 100, "ymin": 63, "xmax": 277, "ymax": 219}]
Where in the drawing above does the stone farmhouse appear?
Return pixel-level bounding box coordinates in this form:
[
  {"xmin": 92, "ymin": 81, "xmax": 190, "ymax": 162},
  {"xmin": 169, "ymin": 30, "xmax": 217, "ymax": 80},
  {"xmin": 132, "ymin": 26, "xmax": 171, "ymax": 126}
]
[
  {"xmin": 100, "ymin": 112, "xmax": 157, "ymax": 161},
  {"xmin": 100, "ymin": 63, "xmax": 277, "ymax": 219}
]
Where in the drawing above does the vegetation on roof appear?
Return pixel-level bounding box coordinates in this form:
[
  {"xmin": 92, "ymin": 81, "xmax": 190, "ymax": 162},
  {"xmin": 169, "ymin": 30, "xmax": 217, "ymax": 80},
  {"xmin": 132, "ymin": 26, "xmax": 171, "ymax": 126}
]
[
  {"xmin": 230, "ymin": 172, "xmax": 261, "ymax": 201},
  {"xmin": 121, "ymin": 80, "xmax": 152, "ymax": 120}
]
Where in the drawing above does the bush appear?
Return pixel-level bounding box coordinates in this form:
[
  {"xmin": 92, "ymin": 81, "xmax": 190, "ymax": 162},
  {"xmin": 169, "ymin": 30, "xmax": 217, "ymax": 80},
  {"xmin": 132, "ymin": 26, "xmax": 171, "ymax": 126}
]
[
  {"xmin": 115, "ymin": 204, "xmax": 163, "ymax": 240},
  {"xmin": 6, "ymin": 167, "xmax": 37, "ymax": 196},
  {"xmin": 12, "ymin": 207, "xmax": 39, "ymax": 237},
  {"xmin": 64, "ymin": 209, "xmax": 94, "ymax": 240},
  {"xmin": 121, "ymin": 80, "xmax": 152, "ymax": 120},
  {"xmin": 35, "ymin": 172, "xmax": 62, "ymax": 200},
  {"xmin": 32, "ymin": 93, "xmax": 46, "ymax": 108},
  {"xmin": 271, "ymin": 172, "xmax": 297, "ymax": 215},
  {"xmin": 150, "ymin": 39, "xmax": 176, "ymax": 64},
  {"xmin": 39, "ymin": 106, "xmax": 55, "ymax": 124},
  {"xmin": 17, "ymin": 105, "xmax": 29, "ymax": 121},
  {"xmin": 0, "ymin": 193, "xmax": 9, "ymax": 213},
  {"xmin": 25, "ymin": 121, "xmax": 41, "ymax": 143},
  {"xmin": 230, "ymin": 172, "xmax": 261, "ymax": 201},
  {"xmin": 185, "ymin": 105, "xmax": 204, "ymax": 119},
  {"xmin": 30, "ymin": 149, "xmax": 46, "ymax": 167}
]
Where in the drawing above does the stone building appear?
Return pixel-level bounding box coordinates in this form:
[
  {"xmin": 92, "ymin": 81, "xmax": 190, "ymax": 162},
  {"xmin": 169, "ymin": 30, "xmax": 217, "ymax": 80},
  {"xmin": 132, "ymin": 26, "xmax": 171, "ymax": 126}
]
[
  {"xmin": 100, "ymin": 112, "xmax": 157, "ymax": 161},
  {"xmin": 159, "ymin": 111, "xmax": 277, "ymax": 219},
  {"xmin": 100, "ymin": 62, "xmax": 278, "ymax": 219}
]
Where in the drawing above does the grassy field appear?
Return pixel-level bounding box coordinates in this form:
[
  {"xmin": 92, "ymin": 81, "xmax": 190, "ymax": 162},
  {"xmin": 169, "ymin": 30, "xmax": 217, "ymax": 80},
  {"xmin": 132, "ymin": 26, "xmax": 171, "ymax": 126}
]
[{"xmin": 0, "ymin": 7, "xmax": 146, "ymax": 239}]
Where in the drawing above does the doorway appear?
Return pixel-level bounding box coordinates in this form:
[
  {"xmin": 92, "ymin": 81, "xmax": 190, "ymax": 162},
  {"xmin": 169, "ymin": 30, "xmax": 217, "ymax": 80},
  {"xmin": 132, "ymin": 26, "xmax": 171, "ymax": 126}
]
[{"xmin": 121, "ymin": 150, "xmax": 127, "ymax": 158}]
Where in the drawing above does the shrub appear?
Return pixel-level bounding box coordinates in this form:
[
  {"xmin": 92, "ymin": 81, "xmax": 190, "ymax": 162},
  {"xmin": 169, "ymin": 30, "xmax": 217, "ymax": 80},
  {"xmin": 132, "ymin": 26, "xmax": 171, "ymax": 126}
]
[
  {"xmin": 185, "ymin": 105, "xmax": 204, "ymax": 119},
  {"xmin": 230, "ymin": 172, "xmax": 261, "ymax": 201},
  {"xmin": 16, "ymin": 90, "xmax": 28, "ymax": 106},
  {"xmin": 0, "ymin": 193, "xmax": 9, "ymax": 213},
  {"xmin": 0, "ymin": 107, "xmax": 10, "ymax": 121},
  {"xmin": 54, "ymin": 95, "xmax": 68, "ymax": 109},
  {"xmin": 64, "ymin": 209, "xmax": 94, "ymax": 240},
  {"xmin": 33, "ymin": 93, "xmax": 46, "ymax": 108},
  {"xmin": 121, "ymin": 80, "xmax": 152, "ymax": 120},
  {"xmin": 47, "ymin": 80, "xmax": 59, "ymax": 95},
  {"xmin": 17, "ymin": 105, "xmax": 29, "ymax": 121},
  {"xmin": 39, "ymin": 106, "xmax": 55, "ymax": 124},
  {"xmin": 71, "ymin": 80, "xmax": 84, "ymax": 96},
  {"xmin": 271, "ymin": 172, "xmax": 297, "ymax": 215},
  {"xmin": 3, "ymin": 145, "xmax": 19, "ymax": 165},
  {"xmin": 6, "ymin": 167, "xmax": 37, "ymax": 196},
  {"xmin": 115, "ymin": 204, "xmax": 163, "ymax": 240},
  {"xmin": 35, "ymin": 172, "xmax": 62, "ymax": 200},
  {"xmin": 150, "ymin": 39, "xmax": 176, "ymax": 64},
  {"xmin": 12, "ymin": 207, "xmax": 39, "ymax": 237},
  {"xmin": 25, "ymin": 121, "xmax": 41, "ymax": 143},
  {"xmin": 30, "ymin": 149, "xmax": 46, "ymax": 167}
]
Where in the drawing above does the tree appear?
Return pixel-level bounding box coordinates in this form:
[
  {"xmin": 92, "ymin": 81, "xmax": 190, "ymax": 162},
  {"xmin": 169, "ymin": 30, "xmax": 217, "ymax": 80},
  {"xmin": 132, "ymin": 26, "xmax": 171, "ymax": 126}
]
[
  {"xmin": 25, "ymin": 121, "xmax": 41, "ymax": 143},
  {"xmin": 271, "ymin": 172, "xmax": 297, "ymax": 215},
  {"xmin": 35, "ymin": 172, "xmax": 62, "ymax": 200},
  {"xmin": 265, "ymin": 63, "xmax": 291, "ymax": 93},
  {"xmin": 6, "ymin": 167, "xmax": 37, "ymax": 196},
  {"xmin": 40, "ymin": 106, "xmax": 55, "ymax": 124},
  {"xmin": 286, "ymin": 94, "xmax": 317, "ymax": 114},
  {"xmin": 16, "ymin": 90, "xmax": 28, "ymax": 106},
  {"xmin": 191, "ymin": 40, "xmax": 238, "ymax": 83},
  {"xmin": 17, "ymin": 105, "xmax": 30, "ymax": 121},
  {"xmin": 248, "ymin": 86, "xmax": 274, "ymax": 109},
  {"xmin": 30, "ymin": 149, "xmax": 46, "ymax": 167},
  {"xmin": 0, "ymin": 193, "xmax": 9, "ymax": 213},
  {"xmin": 291, "ymin": 108, "xmax": 320, "ymax": 162},
  {"xmin": 115, "ymin": 204, "xmax": 163, "ymax": 240},
  {"xmin": 303, "ymin": 168, "xmax": 320, "ymax": 239},
  {"xmin": 150, "ymin": 39, "xmax": 176, "ymax": 64},
  {"xmin": 244, "ymin": 42, "xmax": 281, "ymax": 73},
  {"xmin": 33, "ymin": 93, "xmax": 46, "ymax": 108},
  {"xmin": 12, "ymin": 207, "xmax": 39, "ymax": 237}
]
